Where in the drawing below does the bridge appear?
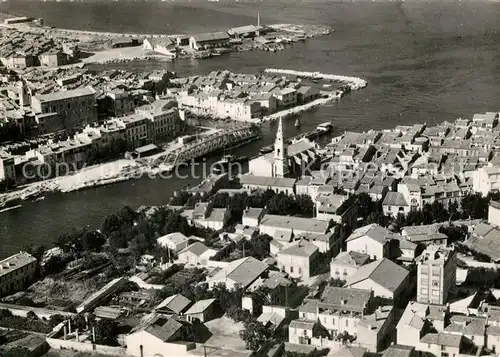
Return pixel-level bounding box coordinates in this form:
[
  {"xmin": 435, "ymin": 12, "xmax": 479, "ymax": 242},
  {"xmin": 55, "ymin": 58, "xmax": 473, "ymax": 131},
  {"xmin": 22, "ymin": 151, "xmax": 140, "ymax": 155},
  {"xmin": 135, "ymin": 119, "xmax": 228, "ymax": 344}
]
[{"xmin": 156, "ymin": 126, "xmax": 259, "ymax": 167}]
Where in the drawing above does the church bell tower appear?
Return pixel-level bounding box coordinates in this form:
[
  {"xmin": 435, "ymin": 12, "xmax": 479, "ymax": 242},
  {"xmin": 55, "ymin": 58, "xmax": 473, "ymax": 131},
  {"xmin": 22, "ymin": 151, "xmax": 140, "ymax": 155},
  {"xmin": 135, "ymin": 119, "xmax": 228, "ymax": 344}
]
[{"xmin": 273, "ymin": 117, "xmax": 289, "ymax": 178}]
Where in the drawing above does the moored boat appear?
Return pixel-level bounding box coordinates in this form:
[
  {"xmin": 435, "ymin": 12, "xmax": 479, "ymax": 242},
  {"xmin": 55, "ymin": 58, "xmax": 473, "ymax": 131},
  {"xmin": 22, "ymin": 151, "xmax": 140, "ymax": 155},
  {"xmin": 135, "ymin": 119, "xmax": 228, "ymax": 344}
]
[
  {"xmin": 212, "ymin": 155, "xmax": 248, "ymax": 174},
  {"xmin": 317, "ymin": 122, "xmax": 333, "ymax": 132}
]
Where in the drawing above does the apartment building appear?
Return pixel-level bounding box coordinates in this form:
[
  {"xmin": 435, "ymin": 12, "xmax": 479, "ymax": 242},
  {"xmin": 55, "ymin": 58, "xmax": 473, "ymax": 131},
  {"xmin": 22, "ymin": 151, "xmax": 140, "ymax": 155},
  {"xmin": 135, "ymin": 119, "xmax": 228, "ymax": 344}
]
[
  {"xmin": 417, "ymin": 245, "xmax": 457, "ymax": 305},
  {"xmin": 0, "ymin": 152, "xmax": 16, "ymax": 185},
  {"xmin": 31, "ymin": 86, "xmax": 97, "ymax": 132},
  {"xmin": 121, "ymin": 113, "xmax": 150, "ymax": 149},
  {"xmin": 0, "ymin": 252, "xmax": 37, "ymax": 297},
  {"xmin": 135, "ymin": 106, "xmax": 182, "ymax": 141},
  {"xmin": 290, "ymin": 287, "xmax": 395, "ymax": 352}
]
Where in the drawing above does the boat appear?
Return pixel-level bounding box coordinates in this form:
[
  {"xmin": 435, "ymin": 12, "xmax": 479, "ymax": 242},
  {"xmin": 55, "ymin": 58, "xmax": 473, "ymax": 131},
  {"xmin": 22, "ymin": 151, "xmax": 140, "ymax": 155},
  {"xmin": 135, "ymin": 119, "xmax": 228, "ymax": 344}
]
[
  {"xmin": 212, "ymin": 155, "xmax": 248, "ymax": 174},
  {"xmin": 295, "ymin": 118, "xmax": 301, "ymax": 128},
  {"xmin": 0, "ymin": 204, "xmax": 22, "ymax": 213},
  {"xmin": 317, "ymin": 122, "xmax": 333, "ymax": 132},
  {"xmin": 33, "ymin": 196, "xmax": 45, "ymax": 202},
  {"xmin": 259, "ymin": 145, "xmax": 274, "ymax": 154}
]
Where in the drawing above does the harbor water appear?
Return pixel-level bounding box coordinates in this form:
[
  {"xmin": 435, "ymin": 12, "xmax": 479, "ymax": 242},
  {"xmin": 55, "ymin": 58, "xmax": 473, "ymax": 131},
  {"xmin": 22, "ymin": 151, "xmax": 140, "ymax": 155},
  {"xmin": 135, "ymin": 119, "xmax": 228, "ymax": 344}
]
[{"xmin": 1, "ymin": 0, "xmax": 500, "ymax": 257}]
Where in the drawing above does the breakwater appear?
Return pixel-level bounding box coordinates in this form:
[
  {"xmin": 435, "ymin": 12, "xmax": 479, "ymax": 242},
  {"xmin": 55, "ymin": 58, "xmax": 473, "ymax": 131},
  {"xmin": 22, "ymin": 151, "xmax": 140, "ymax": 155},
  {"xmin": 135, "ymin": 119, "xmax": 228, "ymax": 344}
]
[{"xmin": 264, "ymin": 69, "xmax": 368, "ymax": 90}]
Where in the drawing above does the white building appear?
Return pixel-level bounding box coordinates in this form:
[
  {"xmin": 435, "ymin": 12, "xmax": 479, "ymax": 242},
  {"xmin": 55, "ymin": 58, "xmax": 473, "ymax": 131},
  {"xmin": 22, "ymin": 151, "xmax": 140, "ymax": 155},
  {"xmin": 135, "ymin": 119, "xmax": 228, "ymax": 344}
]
[
  {"xmin": 277, "ymin": 239, "xmax": 320, "ymax": 279},
  {"xmin": 416, "ymin": 245, "xmax": 457, "ymax": 305},
  {"xmin": 177, "ymin": 242, "xmax": 216, "ymax": 266},
  {"xmin": 0, "ymin": 252, "xmax": 37, "ymax": 297},
  {"xmin": 291, "ymin": 286, "xmax": 395, "ymax": 353},
  {"xmin": 156, "ymin": 232, "xmax": 189, "ymax": 252},
  {"xmin": 473, "ymin": 166, "xmax": 500, "ymax": 197},
  {"xmin": 207, "ymin": 256, "xmax": 268, "ymax": 290},
  {"xmin": 346, "ymin": 224, "xmax": 396, "ymax": 260},
  {"xmin": 330, "ymin": 251, "xmax": 370, "ymax": 282},
  {"xmin": 489, "ymin": 201, "xmax": 500, "ymax": 227}
]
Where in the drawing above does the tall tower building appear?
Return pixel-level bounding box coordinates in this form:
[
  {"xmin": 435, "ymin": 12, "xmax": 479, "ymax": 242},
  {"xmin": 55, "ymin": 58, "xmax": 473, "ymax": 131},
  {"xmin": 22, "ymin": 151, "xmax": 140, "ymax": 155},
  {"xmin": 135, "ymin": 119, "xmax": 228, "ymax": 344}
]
[
  {"xmin": 273, "ymin": 117, "xmax": 289, "ymax": 178},
  {"xmin": 417, "ymin": 245, "xmax": 457, "ymax": 305},
  {"xmin": 17, "ymin": 80, "xmax": 31, "ymax": 107}
]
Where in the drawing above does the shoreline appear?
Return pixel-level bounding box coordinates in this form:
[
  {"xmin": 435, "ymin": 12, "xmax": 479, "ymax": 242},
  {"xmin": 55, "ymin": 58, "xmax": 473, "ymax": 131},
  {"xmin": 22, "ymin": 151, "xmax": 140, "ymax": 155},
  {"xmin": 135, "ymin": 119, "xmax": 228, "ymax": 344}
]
[{"xmin": 0, "ymin": 69, "xmax": 367, "ymax": 206}]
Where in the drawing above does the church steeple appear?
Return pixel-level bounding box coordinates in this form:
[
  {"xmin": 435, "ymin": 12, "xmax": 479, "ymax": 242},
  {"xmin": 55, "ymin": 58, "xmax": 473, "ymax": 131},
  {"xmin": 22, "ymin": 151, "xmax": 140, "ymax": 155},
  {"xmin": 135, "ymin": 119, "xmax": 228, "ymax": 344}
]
[{"xmin": 273, "ymin": 117, "xmax": 289, "ymax": 178}]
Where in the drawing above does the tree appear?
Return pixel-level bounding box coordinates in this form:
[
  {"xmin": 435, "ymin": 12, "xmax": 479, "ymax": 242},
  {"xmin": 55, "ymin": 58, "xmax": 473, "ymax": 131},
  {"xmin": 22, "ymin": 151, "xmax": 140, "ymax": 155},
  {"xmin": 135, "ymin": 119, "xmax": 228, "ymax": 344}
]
[
  {"xmin": 48, "ymin": 314, "xmax": 66, "ymax": 329},
  {"xmin": 101, "ymin": 214, "xmax": 121, "ymax": 235},
  {"xmin": 356, "ymin": 193, "xmax": 373, "ymax": 218},
  {"xmin": 94, "ymin": 318, "xmax": 119, "ymax": 345},
  {"xmin": 239, "ymin": 319, "xmax": 270, "ymax": 351},
  {"xmin": 295, "ymin": 194, "xmax": 314, "ymax": 217}
]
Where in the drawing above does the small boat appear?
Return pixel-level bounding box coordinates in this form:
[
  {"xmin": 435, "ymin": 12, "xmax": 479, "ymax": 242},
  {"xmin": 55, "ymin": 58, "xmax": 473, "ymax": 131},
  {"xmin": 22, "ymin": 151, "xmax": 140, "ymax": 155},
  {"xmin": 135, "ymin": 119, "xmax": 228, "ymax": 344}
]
[
  {"xmin": 317, "ymin": 122, "xmax": 333, "ymax": 132},
  {"xmin": 33, "ymin": 196, "xmax": 45, "ymax": 202},
  {"xmin": 295, "ymin": 118, "xmax": 301, "ymax": 128},
  {"xmin": 259, "ymin": 145, "xmax": 274, "ymax": 154},
  {"xmin": 0, "ymin": 204, "xmax": 22, "ymax": 213},
  {"xmin": 212, "ymin": 155, "xmax": 248, "ymax": 174}
]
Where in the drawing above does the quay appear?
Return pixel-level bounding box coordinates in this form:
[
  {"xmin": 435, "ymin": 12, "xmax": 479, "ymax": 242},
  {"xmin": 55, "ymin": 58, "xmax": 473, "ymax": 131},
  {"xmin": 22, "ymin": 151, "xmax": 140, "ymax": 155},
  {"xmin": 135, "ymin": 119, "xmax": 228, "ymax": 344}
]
[{"xmin": 264, "ymin": 69, "xmax": 368, "ymax": 90}]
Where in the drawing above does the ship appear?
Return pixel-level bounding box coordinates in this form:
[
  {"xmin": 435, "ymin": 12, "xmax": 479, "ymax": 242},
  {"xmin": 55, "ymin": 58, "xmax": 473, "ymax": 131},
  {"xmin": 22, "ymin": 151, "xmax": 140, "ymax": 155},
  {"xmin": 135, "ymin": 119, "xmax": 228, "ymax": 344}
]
[
  {"xmin": 317, "ymin": 121, "xmax": 333, "ymax": 132},
  {"xmin": 212, "ymin": 154, "xmax": 248, "ymax": 175}
]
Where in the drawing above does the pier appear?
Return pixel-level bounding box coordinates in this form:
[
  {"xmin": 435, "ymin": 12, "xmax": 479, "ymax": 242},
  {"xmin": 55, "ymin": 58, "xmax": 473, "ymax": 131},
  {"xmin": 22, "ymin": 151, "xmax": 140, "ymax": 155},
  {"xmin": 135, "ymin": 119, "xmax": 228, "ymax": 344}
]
[{"xmin": 264, "ymin": 69, "xmax": 368, "ymax": 90}]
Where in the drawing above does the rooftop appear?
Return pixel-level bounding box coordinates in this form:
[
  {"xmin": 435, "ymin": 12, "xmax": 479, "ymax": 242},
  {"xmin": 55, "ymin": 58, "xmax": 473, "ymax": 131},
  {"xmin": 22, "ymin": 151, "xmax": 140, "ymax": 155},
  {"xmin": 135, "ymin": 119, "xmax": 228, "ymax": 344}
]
[
  {"xmin": 34, "ymin": 86, "xmax": 95, "ymax": 102},
  {"xmin": 345, "ymin": 258, "xmax": 409, "ymax": 292},
  {"xmin": 0, "ymin": 251, "xmax": 36, "ymax": 278},
  {"xmin": 260, "ymin": 214, "xmax": 329, "ymax": 234}
]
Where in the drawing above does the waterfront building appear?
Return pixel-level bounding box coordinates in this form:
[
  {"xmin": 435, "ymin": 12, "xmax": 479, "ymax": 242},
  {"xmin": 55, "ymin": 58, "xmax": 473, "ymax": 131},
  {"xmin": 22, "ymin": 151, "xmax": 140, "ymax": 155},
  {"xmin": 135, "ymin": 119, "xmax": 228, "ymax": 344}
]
[
  {"xmin": 416, "ymin": 245, "xmax": 457, "ymax": 305},
  {"xmin": 277, "ymin": 238, "xmax": 320, "ymax": 279},
  {"xmin": 189, "ymin": 32, "xmax": 230, "ymax": 51},
  {"xmin": 215, "ymin": 98, "xmax": 261, "ymax": 121},
  {"xmin": 249, "ymin": 92, "xmax": 277, "ymax": 115},
  {"xmin": 0, "ymin": 252, "xmax": 37, "ymax": 297},
  {"xmin": 135, "ymin": 105, "xmax": 182, "ymax": 142},
  {"xmin": 0, "ymin": 152, "xmax": 16, "ymax": 186},
  {"xmin": 143, "ymin": 38, "xmax": 177, "ymax": 58},
  {"xmin": 31, "ymin": 86, "xmax": 97, "ymax": 133},
  {"xmin": 249, "ymin": 126, "xmax": 317, "ymax": 178},
  {"xmin": 291, "ymin": 286, "xmax": 394, "ymax": 352},
  {"xmin": 274, "ymin": 87, "xmax": 297, "ymax": 107},
  {"xmin": 121, "ymin": 113, "xmax": 150, "ymax": 149},
  {"xmin": 227, "ymin": 25, "xmax": 265, "ymax": 38},
  {"xmin": 330, "ymin": 251, "xmax": 370, "ymax": 281}
]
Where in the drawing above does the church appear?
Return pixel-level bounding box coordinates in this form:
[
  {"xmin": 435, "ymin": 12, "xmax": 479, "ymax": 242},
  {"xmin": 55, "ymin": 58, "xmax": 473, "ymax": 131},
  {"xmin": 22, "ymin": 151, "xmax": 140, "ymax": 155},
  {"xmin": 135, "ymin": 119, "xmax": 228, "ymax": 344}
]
[{"xmin": 239, "ymin": 117, "xmax": 318, "ymax": 194}]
